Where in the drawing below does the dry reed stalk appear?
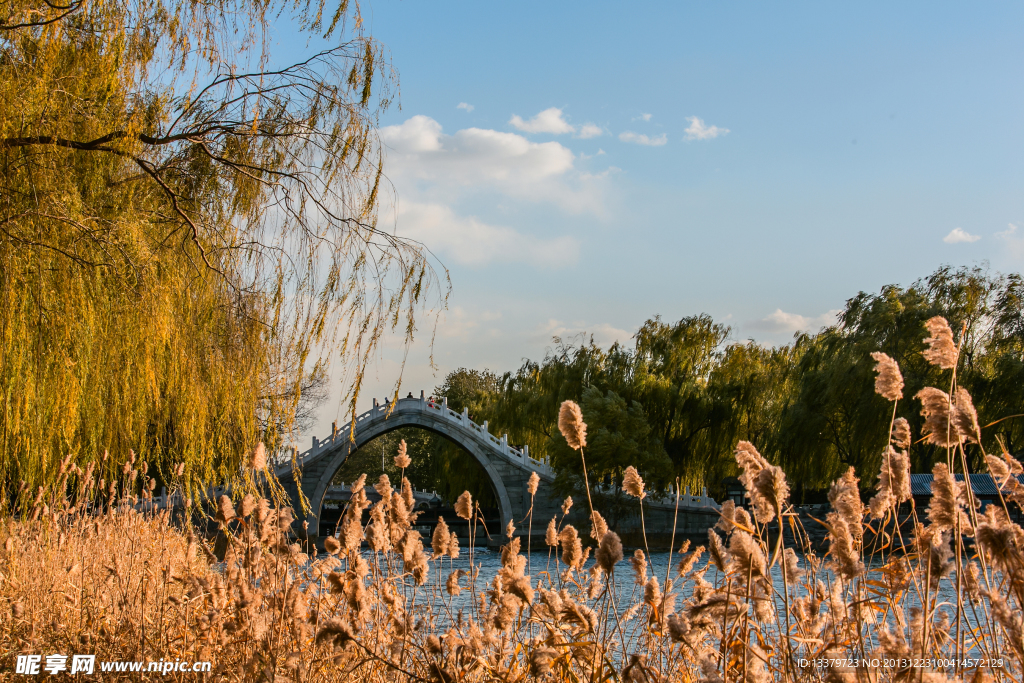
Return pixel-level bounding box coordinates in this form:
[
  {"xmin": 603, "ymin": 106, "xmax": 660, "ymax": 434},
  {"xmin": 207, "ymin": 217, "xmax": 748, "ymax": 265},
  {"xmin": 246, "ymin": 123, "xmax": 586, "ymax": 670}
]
[{"xmin": 558, "ymin": 400, "xmax": 597, "ymax": 533}]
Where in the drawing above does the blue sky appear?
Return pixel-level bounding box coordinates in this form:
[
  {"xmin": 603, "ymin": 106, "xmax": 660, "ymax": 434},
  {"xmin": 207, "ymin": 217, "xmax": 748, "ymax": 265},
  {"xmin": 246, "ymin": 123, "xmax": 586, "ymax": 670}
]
[{"xmin": 285, "ymin": 1, "xmax": 1024, "ymax": 433}]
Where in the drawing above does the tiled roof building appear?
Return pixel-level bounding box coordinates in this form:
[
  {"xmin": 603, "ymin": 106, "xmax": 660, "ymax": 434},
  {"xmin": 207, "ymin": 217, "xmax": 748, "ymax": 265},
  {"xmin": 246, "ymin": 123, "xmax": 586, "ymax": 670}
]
[{"xmin": 909, "ymin": 472, "xmax": 1024, "ymax": 521}]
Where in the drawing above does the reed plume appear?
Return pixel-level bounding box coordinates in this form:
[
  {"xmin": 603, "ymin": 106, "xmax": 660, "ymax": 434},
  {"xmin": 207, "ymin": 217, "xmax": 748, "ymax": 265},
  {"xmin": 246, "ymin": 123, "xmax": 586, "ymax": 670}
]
[
  {"xmin": 238, "ymin": 494, "xmax": 255, "ymax": 518},
  {"xmin": 922, "ymin": 315, "xmax": 959, "ymax": 369},
  {"xmin": 558, "ymin": 400, "xmax": 587, "ymax": 450},
  {"xmin": 590, "ymin": 510, "xmax": 609, "ymax": 541},
  {"xmin": 707, "ymin": 529, "xmax": 731, "ymax": 573},
  {"xmin": 530, "ymin": 647, "xmax": 557, "ymax": 676},
  {"xmin": 927, "ymin": 462, "xmax": 966, "ymax": 533},
  {"xmin": 676, "ymin": 544, "xmax": 704, "ymax": 578},
  {"xmin": 917, "ymin": 387, "xmax": 964, "ymax": 447},
  {"xmin": 987, "ymin": 454, "xmax": 1011, "ymax": 484},
  {"xmin": 891, "ymin": 417, "xmax": 912, "ymax": 449},
  {"xmin": 432, "ymin": 517, "xmax": 451, "ymax": 557},
  {"xmin": 595, "ymin": 531, "xmax": 623, "ymax": 573},
  {"xmin": 622, "ymin": 466, "xmax": 645, "ymax": 499},
  {"xmin": 643, "ymin": 576, "xmax": 662, "ymax": 606},
  {"xmin": 374, "ymin": 473, "xmax": 392, "ymax": 498},
  {"xmin": 735, "ymin": 441, "xmax": 781, "ymax": 523},
  {"xmin": 870, "ymin": 351, "xmax": 904, "ymax": 401},
  {"xmin": 216, "ymin": 495, "xmax": 236, "ymax": 523},
  {"xmin": 782, "ymin": 547, "xmax": 803, "ymax": 585},
  {"xmin": 445, "ymin": 570, "xmax": 462, "ymax": 596},
  {"xmin": 323, "ymin": 534, "xmax": 341, "ymax": 555},
  {"xmin": 545, "ymin": 518, "xmax": 558, "ymax": 546},
  {"xmin": 754, "ymin": 465, "xmax": 789, "ymax": 523},
  {"xmin": 975, "ymin": 507, "xmax": 1024, "ymax": 589},
  {"xmin": 728, "ymin": 530, "xmax": 767, "ymax": 580},
  {"xmin": 869, "ymin": 445, "xmax": 911, "ymax": 518},
  {"xmin": 631, "ymin": 549, "xmax": 648, "ymax": 585},
  {"xmin": 559, "ymin": 525, "xmax": 583, "ymax": 570},
  {"xmin": 249, "ymin": 442, "xmax": 267, "ymax": 471},
  {"xmin": 953, "ymin": 386, "xmax": 981, "ymax": 444},
  {"xmin": 394, "ymin": 439, "xmax": 411, "ymax": 469},
  {"xmin": 455, "ymin": 491, "xmax": 473, "ymax": 520},
  {"xmin": 826, "ymin": 467, "xmax": 864, "ymax": 579}
]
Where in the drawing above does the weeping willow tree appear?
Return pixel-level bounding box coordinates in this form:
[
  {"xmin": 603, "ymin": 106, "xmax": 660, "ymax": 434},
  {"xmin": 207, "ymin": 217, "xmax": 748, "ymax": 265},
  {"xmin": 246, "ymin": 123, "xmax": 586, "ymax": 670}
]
[
  {"xmin": 483, "ymin": 321, "xmax": 736, "ymax": 494},
  {"xmin": 0, "ymin": 0, "xmax": 444, "ymax": 508},
  {"xmin": 465, "ymin": 267, "xmax": 1024, "ymax": 498}
]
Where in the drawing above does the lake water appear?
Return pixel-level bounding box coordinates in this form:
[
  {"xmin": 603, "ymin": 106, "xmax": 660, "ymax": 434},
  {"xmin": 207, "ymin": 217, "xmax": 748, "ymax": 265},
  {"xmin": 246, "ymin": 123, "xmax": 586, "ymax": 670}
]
[{"xmin": 327, "ymin": 545, "xmax": 980, "ymax": 633}]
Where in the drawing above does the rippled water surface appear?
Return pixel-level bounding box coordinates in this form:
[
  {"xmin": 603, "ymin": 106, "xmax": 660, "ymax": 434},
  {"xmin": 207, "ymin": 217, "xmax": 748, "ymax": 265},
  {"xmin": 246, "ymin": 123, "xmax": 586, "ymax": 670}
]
[{"xmin": 313, "ymin": 544, "xmax": 979, "ymax": 627}]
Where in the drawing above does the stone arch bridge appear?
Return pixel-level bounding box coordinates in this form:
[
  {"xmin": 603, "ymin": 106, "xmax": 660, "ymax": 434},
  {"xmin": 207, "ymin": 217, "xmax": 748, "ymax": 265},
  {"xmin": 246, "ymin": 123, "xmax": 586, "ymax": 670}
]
[
  {"xmin": 275, "ymin": 392, "xmax": 562, "ymax": 543},
  {"xmin": 274, "ymin": 392, "xmax": 720, "ymax": 546}
]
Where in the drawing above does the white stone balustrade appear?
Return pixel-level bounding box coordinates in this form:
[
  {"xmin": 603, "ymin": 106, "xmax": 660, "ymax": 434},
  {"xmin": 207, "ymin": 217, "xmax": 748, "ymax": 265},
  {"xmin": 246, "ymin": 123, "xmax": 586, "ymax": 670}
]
[{"xmin": 274, "ymin": 391, "xmax": 555, "ymax": 478}]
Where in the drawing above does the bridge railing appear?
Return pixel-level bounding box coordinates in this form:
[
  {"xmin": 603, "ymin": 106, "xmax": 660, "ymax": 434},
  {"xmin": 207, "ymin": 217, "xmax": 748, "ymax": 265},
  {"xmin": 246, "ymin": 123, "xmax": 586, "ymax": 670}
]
[
  {"xmin": 275, "ymin": 391, "xmax": 555, "ymax": 477},
  {"xmin": 272, "ymin": 394, "xmax": 720, "ymax": 510},
  {"xmin": 325, "ymin": 481, "xmax": 441, "ymax": 502}
]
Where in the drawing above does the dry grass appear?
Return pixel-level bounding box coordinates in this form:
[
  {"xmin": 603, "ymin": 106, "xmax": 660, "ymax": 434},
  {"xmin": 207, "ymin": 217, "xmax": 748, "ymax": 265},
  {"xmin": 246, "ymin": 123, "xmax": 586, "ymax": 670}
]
[{"xmin": 2, "ymin": 319, "xmax": 1024, "ymax": 682}]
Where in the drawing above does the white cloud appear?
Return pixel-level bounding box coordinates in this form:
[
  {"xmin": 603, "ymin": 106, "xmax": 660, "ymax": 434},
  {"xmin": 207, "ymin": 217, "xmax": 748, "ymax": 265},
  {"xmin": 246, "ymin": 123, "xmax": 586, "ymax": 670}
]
[
  {"xmin": 750, "ymin": 309, "xmax": 841, "ymax": 335},
  {"xmin": 379, "ymin": 116, "xmax": 612, "ymax": 268},
  {"xmin": 380, "ymin": 115, "xmax": 609, "ymax": 215},
  {"xmin": 436, "ymin": 306, "xmax": 479, "ymax": 339},
  {"xmin": 996, "ymin": 223, "xmax": 1024, "ymax": 258},
  {"xmin": 997, "ymin": 223, "xmax": 1018, "ymax": 239},
  {"xmin": 382, "ymin": 115, "xmax": 574, "ymax": 185},
  {"xmin": 943, "ymin": 227, "xmax": 981, "ymax": 244},
  {"xmin": 457, "ymin": 102, "xmax": 474, "ymax": 112},
  {"xmin": 509, "ymin": 107, "xmax": 575, "ymax": 135},
  {"xmin": 619, "ymin": 131, "xmax": 668, "ymax": 147},
  {"xmin": 395, "ymin": 202, "xmax": 579, "ymax": 268},
  {"xmin": 633, "ymin": 113, "xmax": 653, "ymax": 122},
  {"xmin": 577, "ymin": 123, "xmax": 604, "ymax": 139},
  {"xmin": 381, "ymin": 114, "xmax": 444, "ymax": 153},
  {"xmin": 684, "ymin": 116, "xmax": 729, "ymax": 141},
  {"xmin": 436, "ymin": 306, "xmax": 503, "ymax": 340}
]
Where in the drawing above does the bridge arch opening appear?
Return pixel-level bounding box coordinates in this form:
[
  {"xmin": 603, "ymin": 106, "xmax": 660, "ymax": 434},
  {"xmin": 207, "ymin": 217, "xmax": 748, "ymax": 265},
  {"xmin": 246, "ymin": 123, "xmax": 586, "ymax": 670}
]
[
  {"xmin": 278, "ymin": 395, "xmax": 557, "ymax": 546},
  {"xmin": 321, "ymin": 426, "xmax": 502, "ymax": 536}
]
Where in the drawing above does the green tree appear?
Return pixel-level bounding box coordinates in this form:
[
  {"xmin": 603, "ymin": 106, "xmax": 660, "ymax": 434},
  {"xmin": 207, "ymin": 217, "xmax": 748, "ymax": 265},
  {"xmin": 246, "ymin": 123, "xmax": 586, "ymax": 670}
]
[
  {"xmin": 463, "ymin": 265, "xmax": 1024, "ymax": 498},
  {"xmin": 700, "ymin": 342, "xmax": 801, "ymax": 497},
  {"xmin": 976, "ymin": 273, "xmax": 1024, "ymax": 454},
  {"xmin": 626, "ymin": 315, "xmax": 731, "ymax": 487},
  {"xmin": 433, "ymin": 367, "xmax": 499, "ymax": 414},
  {"xmin": 775, "ymin": 265, "xmax": 1022, "ymax": 489},
  {"xmin": 486, "ymin": 337, "xmax": 610, "ymax": 464},
  {"xmin": 547, "ymin": 386, "xmax": 671, "ymax": 522}
]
